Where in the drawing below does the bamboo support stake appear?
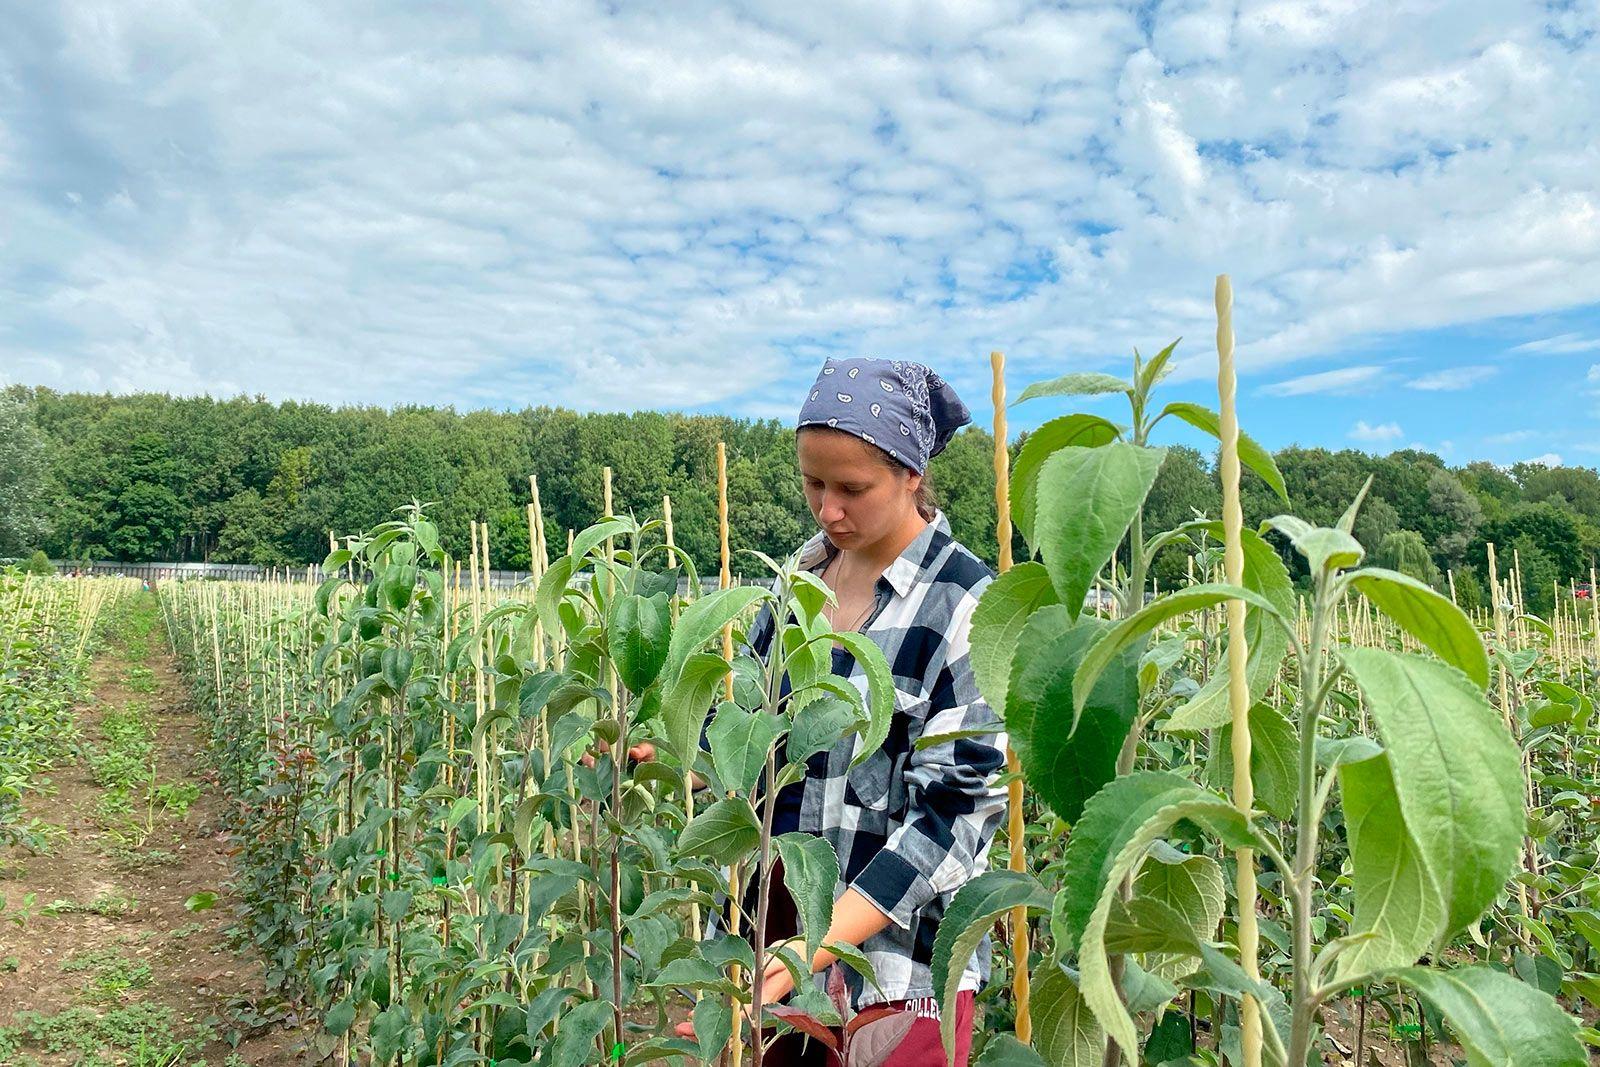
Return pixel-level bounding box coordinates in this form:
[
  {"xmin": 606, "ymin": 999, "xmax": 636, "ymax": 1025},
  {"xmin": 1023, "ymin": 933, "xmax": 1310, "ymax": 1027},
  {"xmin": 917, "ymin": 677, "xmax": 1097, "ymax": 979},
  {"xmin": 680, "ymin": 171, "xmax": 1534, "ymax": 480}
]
[
  {"xmin": 991, "ymin": 350, "xmax": 1031, "ymax": 1042},
  {"xmin": 716, "ymin": 442, "xmax": 744, "ymax": 1067},
  {"xmin": 1215, "ymin": 275, "xmax": 1263, "ymax": 1067}
]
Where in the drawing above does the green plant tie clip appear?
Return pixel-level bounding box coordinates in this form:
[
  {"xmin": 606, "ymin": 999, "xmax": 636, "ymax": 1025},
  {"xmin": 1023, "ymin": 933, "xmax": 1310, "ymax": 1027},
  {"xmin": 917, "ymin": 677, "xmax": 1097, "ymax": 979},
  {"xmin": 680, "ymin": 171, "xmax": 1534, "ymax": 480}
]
[
  {"xmin": 431, "ymin": 875, "xmax": 447, "ymax": 886},
  {"xmin": 611, "ymin": 1042, "xmax": 625, "ymax": 1061}
]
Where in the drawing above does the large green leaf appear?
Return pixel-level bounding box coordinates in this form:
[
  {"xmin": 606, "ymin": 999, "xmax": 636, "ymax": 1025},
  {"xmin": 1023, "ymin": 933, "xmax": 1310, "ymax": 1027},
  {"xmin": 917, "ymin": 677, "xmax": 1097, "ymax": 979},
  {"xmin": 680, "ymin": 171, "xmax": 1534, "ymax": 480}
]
[
  {"xmin": 607, "ymin": 591, "xmax": 671, "ymax": 694},
  {"xmin": 1056, "ymin": 772, "xmax": 1252, "ymax": 955},
  {"xmin": 831, "ymin": 630, "xmax": 895, "ymax": 768},
  {"xmin": 1073, "ymin": 583, "xmax": 1283, "ymax": 719},
  {"xmin": 692, "ymin": 996, "xmax": 732, "ymax": 1063},
  {"xmin": 1134, "ymin": 842, "xmax": 1226, "ymax": 981},
  {"xmin": 931, "ymin": 870, "xmax": 1053, "ymax": 1061},
  {"xmin": 970, "ymin": 562, "xmax": 1060, "ymax": 721},
  {"xmin": 1392, "ymin": 966, "xmax": 1584, "ymax": 1067},
  {"xmin": 548, "ymin": 998, "xmax": 614, "ymax": 1067},
  {"xmin": 1205, "ymin": 702, "xmax": 1300, "ymax": 820},
  {"xmin": 707, "ymin": 702, "xmax": 781, "ymax": 795},
  {"xmin": 1156, "ymin": 402, "xmax": 1288, "ymax": 503},
  {"xmin": 1031, "ymin": 965, "xmax": 1105, "ymax": 1067},
  {"xmin": 1162, "ymin": 526, "xmax": 1294, "ymax": 732},
  {"xmin": 1341, "ymin": 649, "xmax": 1523, "ymax": 940},
  {"xmin": 570, "ymin": 517, "xmax": 634, "ymax": 566},
  {"xmin": 660, "ymin": 651, "xmax": 731, "ymax": 778},
  {"xmin": 1006, "ymin": 607, "xmax": 1141, "ymax": 824},
  {"xmin": 1034, "ymin": 443, "xmax": 1166, "ymax": 618},
  {"xmin": 1071, "ymin": 784, "xmax": 1255, "ymax": 1060},
  {"xmin": 664, "ymin": 585, "xmax": 770, "ymax": 690},
  {"xmin": 535, "ymin": 555, "xmax": 577, "ymax": 639},
  {"xmin": 1014, "ymin": 371, "xmax": 1131, "ymax": 405},
  {"xmin": 1011, "ymin": 414, "xmax": 1123, "ymax": 545},
  {"xmin": 1335, "ymin": 752, "xmax": 1446, "ymax": 979},
  {"xmin": 1346, "ymin": 567, "xmax": 1489, "ymax": 690},
  {"xmin": 675, "ymin": 798, "xmax": 760, "ymax": 865},
  {"xmin": 774, "ymin": 832, "xmax": 840, "ymax": 967}
]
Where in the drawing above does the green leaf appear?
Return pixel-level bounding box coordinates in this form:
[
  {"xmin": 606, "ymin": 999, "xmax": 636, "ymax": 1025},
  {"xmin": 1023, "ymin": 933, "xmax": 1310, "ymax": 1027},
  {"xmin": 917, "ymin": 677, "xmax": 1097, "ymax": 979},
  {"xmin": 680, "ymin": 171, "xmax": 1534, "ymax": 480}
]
[
  {"xmin": 830, "ymin": 630, "xmax": 895, "ymax": 768},
  {"xmin": 1334, "ymin": 753, "xmax": 1446, "ymax": 980},
  {"xmin": 787, "ymin": 695, "xmax": 859, "ymax": 763},
  {"xmin": 1011, "ymin": 414, "xmax": 1124, "ymax": 546},
  {"xmin": 535, "ymin": 555, "xmax": 577, "ymax": 638},
  {"xmin": 1262, "ymin": 514, "xmax": 1363, "ymax": 574},
  {"xmin": 1163, "ymin": 526, "xmax": 1294, "ymax": 732},
  {"xmin": 1156, "ymin": 402, "xmax": 1288, "ymax": 503},
  {"xmin": 1034, "ymin": 443, "xmax": 1166, "ymax": 617},
  {"xmin": 183, "ymin": 891, "xmax": 217, "ymax": 912},
  {"xmin": 1015, "ymin": 372, "xmax": 1131, "ymax": 405},
  {"xmin": 973, "ymin": 1034, "xmax": 1050, "ymax": 1067},
  {"xmin": 1206, "ymin": 702, "xmax": 1300, "ymax": 820},
  {"xmin": 707, "ymin": 703, "xmax": 782, "ymax": 795},
  {"xmin": 1103, "ymin": 896, "xmax": 1204, "ymax": 955},
  {"xmin": 1073, "ymin": 583, "xmax": 1283, "ymax": 719},
  {"xmin": 675, "ymin": 798, "xmax": 760, "ymax": 865},
  {"xmin": 660, "ymin": 651, "xmax": 731, "ymax": 778},
  {"xmin": 692, "ymin": 996, "xmax": 732, "ymax": 1063},
  {"xmin": 570, "ymin": 517, "xmax": 633, "ymax": 565},
  {"xmin": 970, "ymin": 562, "xmax": 1060, "ymax": 721},
  {"xmin": 381, "ymin": 889, "xmax": 412, "ymax": 923},
  {"xmin": 931, "ymin": 870, "xmax": 1053, "ymax": 1060},
  {"xmin": 1346, "ymin": 567, "xmax": 1489, "ymax": 690},
  {"xmin": 1136, "ymin": 339, "xmax": 1181, "ymax": 396},
  {"xmin": 664, "ymin": 585, "xmax": 770, "ymax": 690},
  {"xmin": 1134, "ymin": 843, "xmax": 1226, "ymax": 981},
  {"xmin": 325, "ymin": 1000, "xmax": 356, "ymax": 1037},
  {"xmin": 607, "ymin": 592, "xmax": 672, "ymax": 694},
  {"xmin": 1031, "ymin": 965, "xmax": 1106, "ymax": 1067},
  {"xmin": 1341, "ymin": 649, "xmax": 1524, "ymax": 940},
  {"xmin": 372, "ymin": 1005, "xmax": 413, "ymax": 1063},
  {"xmin": 1006, "ymin": 608, "xmax": 1141, "ymax": 824},
  {"xmin": 774, "ymin": 832, "xmax": 840, "ymax": 967},
  {"xmin": 1391, "ymin": 966, "xmax": 1584, "ymax": 1067},
  {"xmin": 549, "ymin": 999, "xmax": 615, "ymax": 1067},
  {"xmin": 1071, "ymin": 782, "xmax": 1255, "ymax": 1060}
]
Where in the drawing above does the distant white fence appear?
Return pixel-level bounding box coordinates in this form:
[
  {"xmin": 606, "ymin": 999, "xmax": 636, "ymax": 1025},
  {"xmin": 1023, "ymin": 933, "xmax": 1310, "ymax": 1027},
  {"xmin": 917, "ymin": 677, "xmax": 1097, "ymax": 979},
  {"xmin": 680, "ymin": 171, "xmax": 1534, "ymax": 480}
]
[{"xmin": 50, "ymin": 559, "xmax": 751, "ymax": 594}]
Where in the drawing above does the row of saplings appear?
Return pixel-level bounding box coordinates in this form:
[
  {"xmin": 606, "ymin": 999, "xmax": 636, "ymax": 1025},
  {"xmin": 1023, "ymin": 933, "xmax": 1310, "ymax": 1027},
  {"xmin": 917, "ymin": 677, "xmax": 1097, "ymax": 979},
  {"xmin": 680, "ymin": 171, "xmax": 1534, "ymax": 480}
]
[{"xmin": 163, "ymin": 345, "xmax": 1586, "ymax": 1066}]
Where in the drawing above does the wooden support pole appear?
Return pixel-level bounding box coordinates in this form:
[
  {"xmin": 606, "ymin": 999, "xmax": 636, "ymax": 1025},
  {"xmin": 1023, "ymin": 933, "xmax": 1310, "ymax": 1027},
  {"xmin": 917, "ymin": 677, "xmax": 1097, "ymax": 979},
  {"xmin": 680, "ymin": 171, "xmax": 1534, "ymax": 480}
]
[
  {"xmin": 991, "ymin": 350, "xmax": 1031, "ymax": 1042},
  {"xmin": 1216, "ymin": 274, "xmax": 1263, "ymax": 1067}
]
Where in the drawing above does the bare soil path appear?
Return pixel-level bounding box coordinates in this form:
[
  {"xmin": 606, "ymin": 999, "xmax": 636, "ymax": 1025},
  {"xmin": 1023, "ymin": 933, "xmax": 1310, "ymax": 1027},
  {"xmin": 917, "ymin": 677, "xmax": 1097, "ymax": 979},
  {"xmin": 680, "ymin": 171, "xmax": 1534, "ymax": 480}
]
[{"xmin": 0, "ymin": 591, "xmax": 313, "ymax": 1065}]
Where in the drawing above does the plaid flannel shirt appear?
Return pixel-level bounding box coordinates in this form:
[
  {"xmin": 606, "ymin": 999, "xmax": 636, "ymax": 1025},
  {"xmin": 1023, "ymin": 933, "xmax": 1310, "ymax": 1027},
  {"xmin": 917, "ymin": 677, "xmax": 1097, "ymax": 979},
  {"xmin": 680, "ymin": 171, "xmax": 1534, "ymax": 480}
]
[{"xmin": 745, "ymin": 511, "xmax": 1008, "ymax": 1010}]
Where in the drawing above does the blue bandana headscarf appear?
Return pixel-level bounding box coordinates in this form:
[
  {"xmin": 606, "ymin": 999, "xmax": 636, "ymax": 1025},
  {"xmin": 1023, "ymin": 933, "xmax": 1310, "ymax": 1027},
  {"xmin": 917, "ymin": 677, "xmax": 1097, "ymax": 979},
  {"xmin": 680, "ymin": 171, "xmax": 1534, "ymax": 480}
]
[{"xmin": 796, "ymin": 357, "xmax": 972, "ymax": 474}]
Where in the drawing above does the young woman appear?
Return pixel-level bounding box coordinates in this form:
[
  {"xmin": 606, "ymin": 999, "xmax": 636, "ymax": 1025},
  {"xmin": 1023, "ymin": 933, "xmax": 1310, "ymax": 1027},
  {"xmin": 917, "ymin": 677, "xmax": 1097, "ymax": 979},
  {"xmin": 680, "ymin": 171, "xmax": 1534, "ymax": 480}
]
[{"xmin": 674, "ymin": 357, "xmax": 1009, "ymax": 1066}]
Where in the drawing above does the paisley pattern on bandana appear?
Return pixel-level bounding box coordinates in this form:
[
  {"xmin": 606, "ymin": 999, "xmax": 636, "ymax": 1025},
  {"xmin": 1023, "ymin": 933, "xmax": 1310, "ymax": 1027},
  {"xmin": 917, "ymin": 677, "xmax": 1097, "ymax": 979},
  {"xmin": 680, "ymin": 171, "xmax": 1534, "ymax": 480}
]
[{"xmin": 796, "ymin": 357, "xmax": 971, "ymax": 473}]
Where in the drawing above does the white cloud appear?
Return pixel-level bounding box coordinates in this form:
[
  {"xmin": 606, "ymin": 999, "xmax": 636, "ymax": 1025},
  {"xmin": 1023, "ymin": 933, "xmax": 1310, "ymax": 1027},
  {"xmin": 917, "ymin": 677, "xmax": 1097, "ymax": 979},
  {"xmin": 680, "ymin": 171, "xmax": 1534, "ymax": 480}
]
[
  {"xmin": 1526, "ymin": 452, "xmax": 1564, "ymax": 467},
  {"xmin": 1511, "ymin": 333, "xmax": 1600, "ymax": 354},
  {"xmin": 1486, "ymin": 429, "xmax": 1538, "ymax": 445},
  {"xmin": 0, "ymin": 1, "xmax": 1595, "ymax": 418},
  {"xmin": 1261, "ymin": 365, "xmax": 1385, "ymax": 397},
  {"xmin": 1350, "ymin": 420, "xmax": 1404, "ymax": 445},
  {"xmin": 1406, "ymin": 365, "xmax": 1496, "ymax": 391}
]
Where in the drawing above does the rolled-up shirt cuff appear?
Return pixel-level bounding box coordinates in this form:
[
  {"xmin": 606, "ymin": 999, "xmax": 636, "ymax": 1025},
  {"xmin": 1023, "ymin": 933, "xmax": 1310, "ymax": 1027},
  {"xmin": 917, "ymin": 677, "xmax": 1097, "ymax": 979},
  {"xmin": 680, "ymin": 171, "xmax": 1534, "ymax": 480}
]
[{"xmin": 851, "ymin": 847, "xmax": 936, "ymax": 931}]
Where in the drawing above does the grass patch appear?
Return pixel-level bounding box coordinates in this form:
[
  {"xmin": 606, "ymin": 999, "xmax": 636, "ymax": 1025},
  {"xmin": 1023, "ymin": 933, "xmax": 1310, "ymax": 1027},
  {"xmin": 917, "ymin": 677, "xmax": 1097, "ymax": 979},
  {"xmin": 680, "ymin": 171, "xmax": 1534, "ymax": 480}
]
[
  {"xmin": 0, "ymin": 1002, "xmax": 211, "ymax": 1067},
  {"xmin": 42, "ymin": 891, "xmax": 137, "ymax": 917},
  {"xmin": 61, "ymin": 946, "xmax": 154, "ymax": 1002}
]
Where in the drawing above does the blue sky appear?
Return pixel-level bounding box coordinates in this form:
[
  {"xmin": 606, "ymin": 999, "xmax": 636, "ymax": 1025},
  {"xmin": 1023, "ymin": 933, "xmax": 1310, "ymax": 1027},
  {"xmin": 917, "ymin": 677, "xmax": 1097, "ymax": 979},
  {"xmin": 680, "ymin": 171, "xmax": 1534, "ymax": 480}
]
[{"xmin": 1, "ymin": 1, "xmax": 1597, "ymax": 466}]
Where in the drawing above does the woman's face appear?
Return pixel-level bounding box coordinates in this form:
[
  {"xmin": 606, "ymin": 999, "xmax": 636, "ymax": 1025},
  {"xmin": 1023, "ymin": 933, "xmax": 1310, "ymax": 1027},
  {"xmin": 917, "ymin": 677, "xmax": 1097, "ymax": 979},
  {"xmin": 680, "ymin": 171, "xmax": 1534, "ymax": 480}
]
[{"xmin": 797, "ymin": 429, "xmax": 921, "ymax": 552}]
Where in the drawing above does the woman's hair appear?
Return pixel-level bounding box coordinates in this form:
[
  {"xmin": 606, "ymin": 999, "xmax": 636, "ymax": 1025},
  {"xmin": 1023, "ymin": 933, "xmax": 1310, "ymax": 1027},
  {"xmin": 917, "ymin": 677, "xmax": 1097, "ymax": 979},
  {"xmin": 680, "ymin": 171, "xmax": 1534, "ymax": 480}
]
[{"xmin": 799, "ymin": 426, "xmax": 938, "ymax": 521}]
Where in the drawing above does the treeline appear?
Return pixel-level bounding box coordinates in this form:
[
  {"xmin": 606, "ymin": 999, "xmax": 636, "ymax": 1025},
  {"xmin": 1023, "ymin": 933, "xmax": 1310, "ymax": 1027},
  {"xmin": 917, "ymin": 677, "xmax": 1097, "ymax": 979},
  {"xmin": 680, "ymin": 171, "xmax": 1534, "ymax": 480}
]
[{"xmin": 3, "ymin": 387, "xmax": 1598, "ymax": 614}]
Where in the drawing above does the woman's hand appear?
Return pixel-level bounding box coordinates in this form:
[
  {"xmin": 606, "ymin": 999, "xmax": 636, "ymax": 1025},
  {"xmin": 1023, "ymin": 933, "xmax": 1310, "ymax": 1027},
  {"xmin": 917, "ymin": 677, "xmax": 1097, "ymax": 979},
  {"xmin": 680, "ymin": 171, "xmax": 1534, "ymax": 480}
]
[{"xmin": 578, "ymin": 738, "xmax": 658, "ymax": 768}]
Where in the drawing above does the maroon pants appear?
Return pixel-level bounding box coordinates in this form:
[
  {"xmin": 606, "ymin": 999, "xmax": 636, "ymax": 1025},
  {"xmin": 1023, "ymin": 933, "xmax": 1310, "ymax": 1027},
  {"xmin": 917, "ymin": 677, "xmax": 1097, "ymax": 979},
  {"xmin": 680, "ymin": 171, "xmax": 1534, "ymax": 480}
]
[{"xmin": 754, "ymin": 861, "xmax": 976, "ymax": 1067}]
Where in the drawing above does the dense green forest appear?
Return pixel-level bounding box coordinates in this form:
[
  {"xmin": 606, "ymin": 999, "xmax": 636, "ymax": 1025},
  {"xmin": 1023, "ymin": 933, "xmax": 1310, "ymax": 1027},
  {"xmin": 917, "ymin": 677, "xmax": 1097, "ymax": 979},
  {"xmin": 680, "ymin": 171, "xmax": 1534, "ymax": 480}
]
[{"xmin": 3, "ymin": 387, "xmax": 1598, "ymax": 614}]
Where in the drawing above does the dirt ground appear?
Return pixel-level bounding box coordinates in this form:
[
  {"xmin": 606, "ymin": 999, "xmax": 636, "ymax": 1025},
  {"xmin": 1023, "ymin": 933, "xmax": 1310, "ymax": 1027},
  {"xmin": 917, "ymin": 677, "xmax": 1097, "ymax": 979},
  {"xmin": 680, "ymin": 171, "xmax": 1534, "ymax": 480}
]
[{"xmin": 0, "ymin": 594, "xmax": 318, "ymax": 1065}]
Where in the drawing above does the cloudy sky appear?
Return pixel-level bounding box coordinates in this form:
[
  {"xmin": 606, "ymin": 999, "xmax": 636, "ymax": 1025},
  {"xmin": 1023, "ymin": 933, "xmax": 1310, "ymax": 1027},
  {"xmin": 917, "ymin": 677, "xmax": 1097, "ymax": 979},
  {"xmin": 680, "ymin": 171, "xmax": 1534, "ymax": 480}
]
[{"xmin": 2, "ymin": 1, "xmax": 1597, "ymax": 465}]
